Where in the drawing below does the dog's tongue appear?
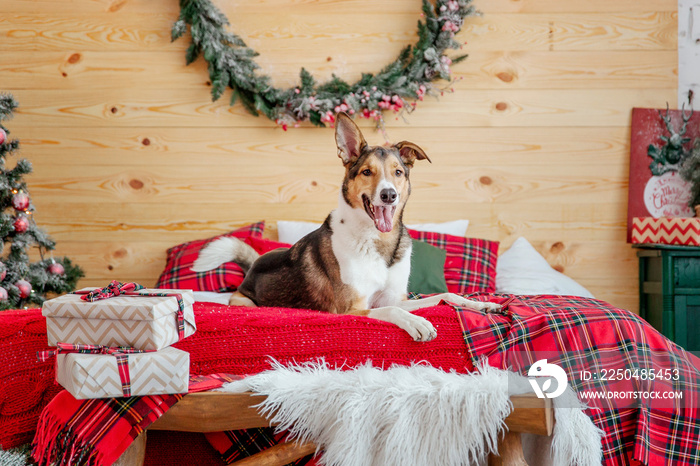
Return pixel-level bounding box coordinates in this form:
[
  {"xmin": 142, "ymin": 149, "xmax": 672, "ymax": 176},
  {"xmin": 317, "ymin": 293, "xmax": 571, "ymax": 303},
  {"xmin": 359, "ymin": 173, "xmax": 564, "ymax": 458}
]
[{"xmin": 373, "ymin": 205, "xmax": 395, "ymax": 233}]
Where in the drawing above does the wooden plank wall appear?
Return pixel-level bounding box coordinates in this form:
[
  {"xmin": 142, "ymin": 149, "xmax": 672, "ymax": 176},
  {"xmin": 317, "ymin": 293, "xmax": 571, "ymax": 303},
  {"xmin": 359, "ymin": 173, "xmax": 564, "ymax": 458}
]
[{"xmin": 0, "ymin": 0, "xmax": 678, "ymax": 312}]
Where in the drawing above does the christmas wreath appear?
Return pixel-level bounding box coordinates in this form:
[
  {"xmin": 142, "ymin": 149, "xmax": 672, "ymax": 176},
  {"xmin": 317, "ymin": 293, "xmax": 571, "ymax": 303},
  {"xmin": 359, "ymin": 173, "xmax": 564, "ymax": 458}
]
[{"xmin": 171, "ymin": 0, "xmax": 475, "ymax": 129}]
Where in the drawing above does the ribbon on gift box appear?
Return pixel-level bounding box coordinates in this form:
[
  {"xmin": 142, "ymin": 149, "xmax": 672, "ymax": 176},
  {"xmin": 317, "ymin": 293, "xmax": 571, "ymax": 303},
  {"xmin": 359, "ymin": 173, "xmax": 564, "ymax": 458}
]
[
  {"xmin": 37, "ymin": 342, "xmax": 155, "ymax": 397},
  {"xmin": 73, "ymin": 280, "xmax": 186, "ymax": 342}
]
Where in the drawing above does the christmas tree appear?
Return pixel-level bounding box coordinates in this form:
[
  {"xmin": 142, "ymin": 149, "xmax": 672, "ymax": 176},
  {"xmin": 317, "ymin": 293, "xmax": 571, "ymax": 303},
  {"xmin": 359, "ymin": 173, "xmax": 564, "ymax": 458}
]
[
  {"xmin": 680, "ymin": 138, "xmax": 700, "ymax": 211},
  {"xmin": 0, "ymin": 93, "xmax": 83, "ymax": 310}
]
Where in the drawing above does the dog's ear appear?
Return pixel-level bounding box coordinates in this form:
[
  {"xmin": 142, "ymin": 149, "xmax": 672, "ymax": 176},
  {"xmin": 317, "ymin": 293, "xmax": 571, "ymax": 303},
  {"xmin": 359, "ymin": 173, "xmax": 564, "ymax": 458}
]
[
  {"xmin": 395, "ymin": 141, "xmax": 431, "ymax": 167},
  {"xmin": 335, "ymin": 112, "xmax": 367, "ymax": 165}
]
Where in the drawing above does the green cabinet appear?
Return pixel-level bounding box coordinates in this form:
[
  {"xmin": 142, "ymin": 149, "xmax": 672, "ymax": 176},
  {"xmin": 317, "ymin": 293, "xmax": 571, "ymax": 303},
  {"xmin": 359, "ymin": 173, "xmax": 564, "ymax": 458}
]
[{"xmin": 636, "ymin": 244, "xmax": 700, "ymax": 353}]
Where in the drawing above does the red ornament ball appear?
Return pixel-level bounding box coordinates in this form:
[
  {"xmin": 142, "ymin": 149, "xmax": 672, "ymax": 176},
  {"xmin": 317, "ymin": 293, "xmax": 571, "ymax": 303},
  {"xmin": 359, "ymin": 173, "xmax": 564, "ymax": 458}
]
[
  {"xmin": 12, "ymin": 192, "xmax": 29, "ymax": 211},
  {"xmin": 0, "ymin": 262, "xmax": 6, "ymax": 282},
  {"xmin": 16, "ymin": 279, "xmax": 31, "ymax": 299},
  {"xmin": 0, "ymin": 287, "xmax": 7, "ymax": 301},
  {"xmin": 48, "ymin": 262, "xmax": 65, "ymax": 275},
  {"xmin": 0, "ymin": 128, "xmax": 5, "ymax": 145},
  {"xmin": 13, "ymin": 215, "xmax": 29, "ymax": 233}
]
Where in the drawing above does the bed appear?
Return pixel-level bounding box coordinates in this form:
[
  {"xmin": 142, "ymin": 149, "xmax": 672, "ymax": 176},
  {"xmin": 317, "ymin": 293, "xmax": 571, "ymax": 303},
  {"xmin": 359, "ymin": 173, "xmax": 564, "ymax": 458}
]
[{"xmin": 1, "ymin": 221, "xmax": 698, "ymax": 466}]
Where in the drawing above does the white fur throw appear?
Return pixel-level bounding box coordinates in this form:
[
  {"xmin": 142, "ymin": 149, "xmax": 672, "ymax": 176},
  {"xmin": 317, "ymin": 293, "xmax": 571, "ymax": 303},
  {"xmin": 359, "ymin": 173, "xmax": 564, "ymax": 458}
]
[{"xmin": 221, "ymin": 360, "xmax": 603, "ymax": 466}]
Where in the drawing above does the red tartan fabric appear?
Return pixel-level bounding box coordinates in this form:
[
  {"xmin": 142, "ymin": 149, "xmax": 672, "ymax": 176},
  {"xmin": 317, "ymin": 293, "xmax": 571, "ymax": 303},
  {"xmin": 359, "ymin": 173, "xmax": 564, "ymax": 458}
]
[
  {"xmin": 32, "ymin": 390, "xmax": 183, "ymax": 466},
  {"xmin": 455, "ymin": 293, "xmax": 700, "ymax": 466},
  {"xmin": 408, "ymin": 230, "xmax": 499, "ymax": 294},
  {"xmin": 31, "ymin": 374, "xmax": 239, "ymax": 466},
  {"xmin": 154, "ymin": 222, "xmax": 265, "ymax": 292},
  {"xmin": 205, "ymin": 429, "xmax": 316, "ymax": 465}
]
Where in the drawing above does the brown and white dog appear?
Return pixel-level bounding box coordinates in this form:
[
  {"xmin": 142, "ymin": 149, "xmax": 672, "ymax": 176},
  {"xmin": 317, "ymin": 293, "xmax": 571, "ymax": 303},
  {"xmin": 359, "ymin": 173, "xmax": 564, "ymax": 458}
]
[{"xmin": 192, "ymin": 113, "xmax": 500, "ymax": 341}]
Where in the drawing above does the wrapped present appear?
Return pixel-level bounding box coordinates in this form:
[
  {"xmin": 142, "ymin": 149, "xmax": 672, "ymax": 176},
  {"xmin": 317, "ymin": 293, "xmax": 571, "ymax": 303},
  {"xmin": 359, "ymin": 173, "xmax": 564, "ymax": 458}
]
[
  {"xmin": 39, "ymin": 343, "xmax": 189, "ymax": 399},
  {"xmin": 632, "ymin": 217, "xmax": 700, "ymax": 246},
  {"xmin": 42, "ymin": 282, "xmax": 196, "ymax": 350}
]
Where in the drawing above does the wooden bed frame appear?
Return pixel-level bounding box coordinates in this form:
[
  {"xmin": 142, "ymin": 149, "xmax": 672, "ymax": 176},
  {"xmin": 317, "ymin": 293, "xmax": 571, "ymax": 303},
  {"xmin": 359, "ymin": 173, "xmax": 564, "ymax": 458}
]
[{"xmin": 114, "ymin": 391, "xmax": 554, "ymax": 466}]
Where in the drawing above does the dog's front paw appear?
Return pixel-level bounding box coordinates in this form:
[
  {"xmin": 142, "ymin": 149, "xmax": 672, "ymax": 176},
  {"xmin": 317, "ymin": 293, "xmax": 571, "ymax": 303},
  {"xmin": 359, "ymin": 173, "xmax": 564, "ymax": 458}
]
[
  {"xmin": 446, "ymin": 295, "xmax": 503, "ymax": 314},
  {"xmin": 477, "ymin": 302, "xmax": 503, "ymax": 314},
  {"xmin": 366, "ymin": 307, "xmax": 438, "ymax": 342},
  {"xmin": 400, "ymin": 312, "xmax": 438, "ymax": 342}
]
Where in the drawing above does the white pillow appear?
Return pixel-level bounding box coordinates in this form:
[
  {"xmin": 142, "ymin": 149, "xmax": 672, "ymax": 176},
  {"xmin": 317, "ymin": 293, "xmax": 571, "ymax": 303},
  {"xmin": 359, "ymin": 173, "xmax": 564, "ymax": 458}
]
[
  {"xmin": 495, "ymin": 237, "xmax": 594, "ymax": 298},
  {"xmin": 277, "ymin": 221, "xmax": 322, "ymax": 244},
  {"xmin": 277, "ymin": 219, "xmax": 469, "ymax": 244},
  {"xmin": 193, "ymin": 291, "xmax": 234, "ymax": 304},
  {"xmin": 406, "ymin": 219, "xmax": 469, "ymax": 236}
]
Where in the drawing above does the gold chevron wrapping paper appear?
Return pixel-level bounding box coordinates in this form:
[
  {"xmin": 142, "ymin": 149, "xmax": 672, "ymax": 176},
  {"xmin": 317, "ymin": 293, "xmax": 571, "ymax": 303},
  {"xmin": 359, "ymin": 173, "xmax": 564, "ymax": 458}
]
[
  {"xmin": 42, "ymin": 288, "xmax": 196, "ymax": 350},
  {"xmin": 632, "ymin": 217, "xmax": 700, "ymax": 246},
  {"xmin": 56, "ymin": 346, "xmax": 189, "ymax": 399}
]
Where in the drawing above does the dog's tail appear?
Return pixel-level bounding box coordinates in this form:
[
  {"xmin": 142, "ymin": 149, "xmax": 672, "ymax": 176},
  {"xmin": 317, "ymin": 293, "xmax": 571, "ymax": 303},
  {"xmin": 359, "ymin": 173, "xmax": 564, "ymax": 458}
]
[{"xmin": 191, "ymin": 237, "xmax": 260, "ymax": 273}]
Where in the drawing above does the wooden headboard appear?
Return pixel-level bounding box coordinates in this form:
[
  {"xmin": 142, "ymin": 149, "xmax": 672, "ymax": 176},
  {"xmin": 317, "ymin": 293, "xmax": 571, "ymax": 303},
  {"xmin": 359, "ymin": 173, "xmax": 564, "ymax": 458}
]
[{"xmin": 5, "ymin": 0, "xmax": 678, "ymax": 313}]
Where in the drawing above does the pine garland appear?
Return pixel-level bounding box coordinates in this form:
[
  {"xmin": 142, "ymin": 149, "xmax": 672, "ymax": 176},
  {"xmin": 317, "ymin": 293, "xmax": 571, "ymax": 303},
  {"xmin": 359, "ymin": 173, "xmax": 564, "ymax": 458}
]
[{"xmin": 172, "ymin": 0, "xmax": 475, "ymax": 129}]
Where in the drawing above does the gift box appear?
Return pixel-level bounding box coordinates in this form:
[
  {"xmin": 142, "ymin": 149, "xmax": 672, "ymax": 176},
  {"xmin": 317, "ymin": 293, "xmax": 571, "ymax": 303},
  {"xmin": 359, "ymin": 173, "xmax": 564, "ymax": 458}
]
[
  {"xmin": 632, "ymin": 217, "xmax": 700, "ymax": 246},
  {"xmin": 42, "ymin": 287, "xmax": 196, "ymax": 350},
  {"xmin": 55, "ymin": 346, "xmax": 189, "ymax": 399}
]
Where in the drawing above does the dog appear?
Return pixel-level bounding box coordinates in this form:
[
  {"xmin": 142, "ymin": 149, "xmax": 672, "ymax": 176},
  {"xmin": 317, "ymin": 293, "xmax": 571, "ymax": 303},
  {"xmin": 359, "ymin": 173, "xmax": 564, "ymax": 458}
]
[{"xmin": 192, "ymin": 112, "xmax": 500, "ymax": 341}]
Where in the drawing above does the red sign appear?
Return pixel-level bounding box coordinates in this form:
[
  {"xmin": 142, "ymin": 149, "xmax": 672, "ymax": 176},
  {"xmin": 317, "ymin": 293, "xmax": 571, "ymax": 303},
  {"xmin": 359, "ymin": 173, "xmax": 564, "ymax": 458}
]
[{"xmin": 627, "ymin": 107, "xmax": 700, "ymax": 242}]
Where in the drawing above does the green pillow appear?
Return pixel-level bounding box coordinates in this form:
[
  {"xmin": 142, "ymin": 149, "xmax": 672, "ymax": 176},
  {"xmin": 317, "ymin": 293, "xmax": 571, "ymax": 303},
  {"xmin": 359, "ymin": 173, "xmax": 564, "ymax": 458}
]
[{"xmin": 408, "ymin": 239, "xmax": 449, "ymax": 294}]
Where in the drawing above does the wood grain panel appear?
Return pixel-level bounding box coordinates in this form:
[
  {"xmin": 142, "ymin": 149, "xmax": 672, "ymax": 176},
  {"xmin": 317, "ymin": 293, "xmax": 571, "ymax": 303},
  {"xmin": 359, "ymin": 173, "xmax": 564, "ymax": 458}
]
[
  {"xmin": 5, "ymin": 0, "xmax": 677, "ymax": 15},
  {"xmin": 457, "ymin": 51, "xmax": 677, "ymax": 89},
  {"xmin": 17, "ymin": 126, "xmax": 629, "ymax": 174},
  {"xmin": 0, "ymin": 51, "xmax": 208, "ymax": 90},
  {"xmin": 6, "ymin": 88, "xmax": 675, "ymax": 128},
  {"xmin": 464, "ymin": 13, "xmax": 676, "ymax": 52},
  {"xmin": 44, "ymin": 241, "xmax": 169, "ymax": 284},
  {"xmin": 25, "ymin": 162, "xmax": 628, "ymax": 206},
  {"xmin": 0, "ymin": 13, "xmax": 676, "ymax": 53},
  {"xmin": 480, "ymin": 0, "xmax": 676, "ymax": 13},
  {"xmin": 0, "ymin": 50, "xmax": 676, "ymax": 91}
]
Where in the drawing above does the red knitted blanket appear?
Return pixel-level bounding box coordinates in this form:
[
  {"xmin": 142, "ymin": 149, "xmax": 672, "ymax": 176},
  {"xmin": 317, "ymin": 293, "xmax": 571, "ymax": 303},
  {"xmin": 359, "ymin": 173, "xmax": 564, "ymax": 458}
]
[{"xmin": 0, "ymin": 302, "xmax": 470, "ymax": 450}]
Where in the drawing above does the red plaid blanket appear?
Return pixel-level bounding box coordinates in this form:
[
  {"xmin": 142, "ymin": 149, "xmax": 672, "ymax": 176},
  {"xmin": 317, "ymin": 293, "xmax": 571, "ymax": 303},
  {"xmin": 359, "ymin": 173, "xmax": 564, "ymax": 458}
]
[
  {"xmin": 205, "ymin": 429, "xmax": 315, "ymax": 465},
  {"xmin": 456, "ymin": 293, "xmax": 700, "ymax": 466},
  {"xmin": 31, "ymin": 374, "xmax": 239, "ymax": 466}
]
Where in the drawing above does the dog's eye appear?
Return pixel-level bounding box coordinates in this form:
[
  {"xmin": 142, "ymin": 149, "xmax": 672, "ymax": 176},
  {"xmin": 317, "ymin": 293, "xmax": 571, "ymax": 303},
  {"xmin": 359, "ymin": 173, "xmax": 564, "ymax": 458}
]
[
  {"xmin": 395, "ymin": 169, "xmax": 403, "ymax": 177},
  {"xmin": 362, "ymin": 169, "xmax": 372, "ymax": 176}
]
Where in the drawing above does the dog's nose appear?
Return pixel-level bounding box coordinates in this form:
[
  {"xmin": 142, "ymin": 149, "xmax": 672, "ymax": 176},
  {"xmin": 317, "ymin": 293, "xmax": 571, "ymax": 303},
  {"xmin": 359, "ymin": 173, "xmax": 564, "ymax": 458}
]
[{"xmin": 380, "ymin": 188, "xmax": 397, "ymax": 204}]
